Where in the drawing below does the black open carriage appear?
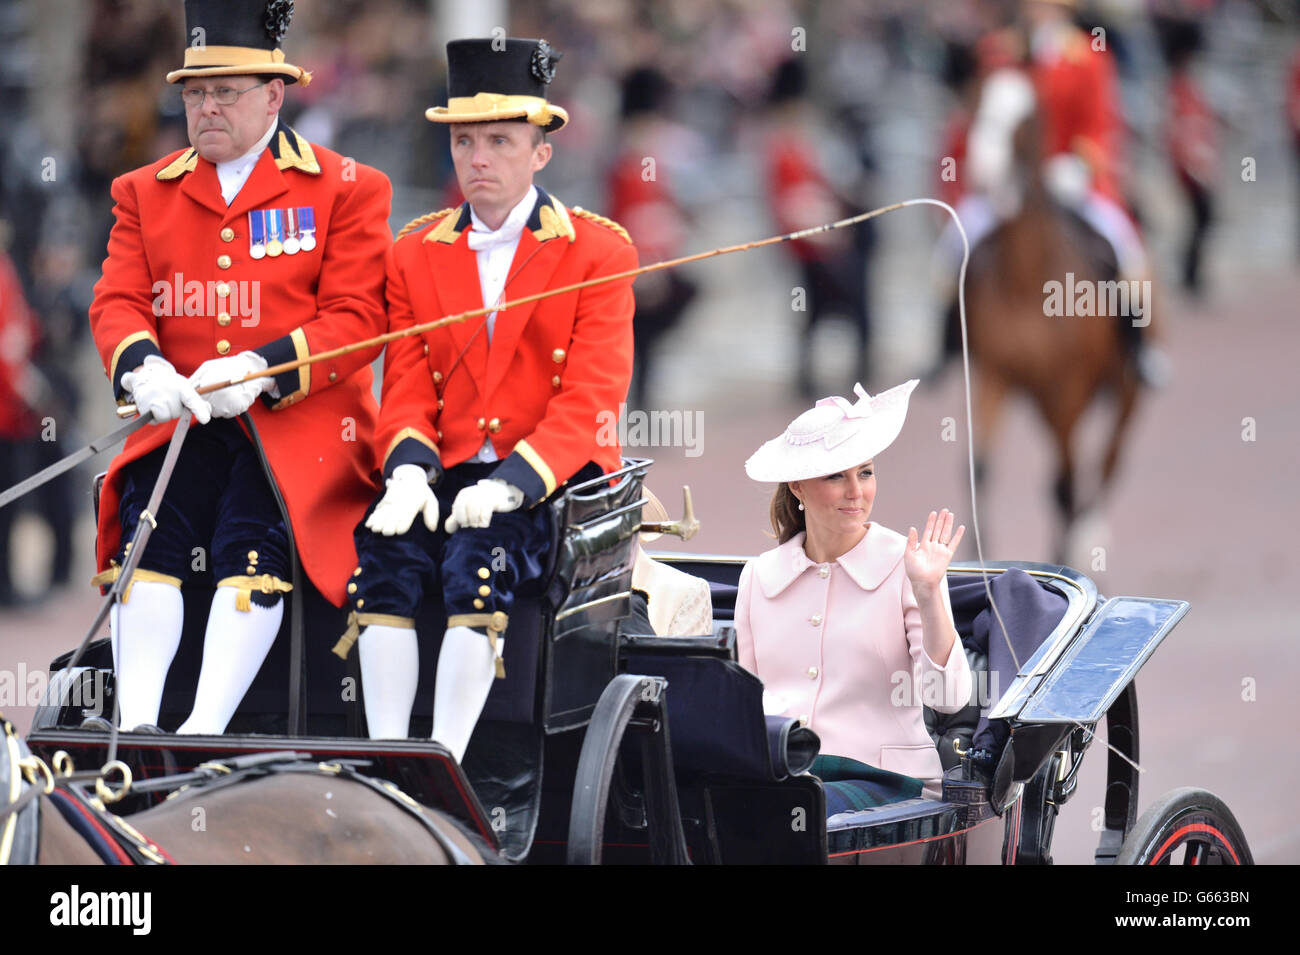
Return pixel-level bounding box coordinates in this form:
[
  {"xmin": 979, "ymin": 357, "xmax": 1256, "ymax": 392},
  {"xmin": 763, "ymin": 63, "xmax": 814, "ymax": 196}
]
[{"xmin": 21, "ymin": 459, "xmax": 1252, "ymax": 865}]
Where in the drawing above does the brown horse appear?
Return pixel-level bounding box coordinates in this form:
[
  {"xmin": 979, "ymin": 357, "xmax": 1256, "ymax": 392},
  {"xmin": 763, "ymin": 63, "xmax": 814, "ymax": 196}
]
[
  {"xmin": 12, "ymin": 745, "xmax": 492, "ymax": 865},
  {"xmin": 959, "ymin": 78, "xmax": 1150, "ymax": 563}
]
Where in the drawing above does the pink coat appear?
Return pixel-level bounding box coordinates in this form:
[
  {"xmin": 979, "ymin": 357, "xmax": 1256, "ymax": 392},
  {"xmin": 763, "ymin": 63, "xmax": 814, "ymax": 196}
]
[{"xmin": 736, "ymin": 524, "xmax": 973, "ymax": 794}]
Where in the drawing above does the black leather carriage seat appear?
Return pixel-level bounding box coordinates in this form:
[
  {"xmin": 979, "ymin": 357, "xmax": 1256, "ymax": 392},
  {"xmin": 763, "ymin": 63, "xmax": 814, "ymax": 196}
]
[
  {"xmin": 926, "ymin": 569, "xmax": 1067, "ymax": 770},
  {"xmin": 613, "ymin": 631, "xmax": 827, "ymax": 864}
]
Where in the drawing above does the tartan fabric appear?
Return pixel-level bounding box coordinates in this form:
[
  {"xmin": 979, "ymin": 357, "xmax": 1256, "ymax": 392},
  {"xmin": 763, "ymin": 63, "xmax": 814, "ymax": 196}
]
[{"xmin": 812, "ymin": 754, "xmax": 923, "ymax": 815}]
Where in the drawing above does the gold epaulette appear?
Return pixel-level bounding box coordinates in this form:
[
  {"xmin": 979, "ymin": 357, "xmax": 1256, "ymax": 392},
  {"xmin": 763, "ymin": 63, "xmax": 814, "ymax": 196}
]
[
  {"xmin": 569, "ymin": 207, "xmax": 633, "ymax": 244},
  {"xmin": 397, "ymin": 208, "xmax": 455, "ymax": 241},
  {"xmin": 156, "ymin": 148, "xmax": 199, "ymax": 181}
]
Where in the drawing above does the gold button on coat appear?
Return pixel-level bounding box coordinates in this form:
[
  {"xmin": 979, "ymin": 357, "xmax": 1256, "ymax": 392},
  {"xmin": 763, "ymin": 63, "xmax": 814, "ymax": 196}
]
[
  {"xmin": 478, "ymin": 585, "xmax": 491, "ymax": 597},
  {"xmin": 216, "ymin": 340, "xmax": 231, "ymax": 355},
  {"xmin": 217, "ymin": 254, "xmax": 232, "ymax": 269},
  {"xmin": 488, "ymin": 417, "xmax": 501, "ymax": 433},
  {"xmin": 328, "ymin": 371, "xmax": 337, "ymax": 382},
  {"xmin": 551, "ymin": 348, "xmax": 565, "ymax": 363},
  {"xmin": 477, "ymin": 568, "xmax": 490, "ymax": 579},
  {"xmin": 216, "ymin": 282, "xmax": 231, "ymax": 298},
  {"xmin": 220, "ymin": 227, "xmax": 235, "ymax": 242},
  {"xmin": 347, "ymin": 583, "xmax": 357, "ymax": 594},
  {"xmin": 551, "ymin": 375, "xmax": 561, "ymax": 388},
  {"xmin": 217, "ymin": 312, "xmax": 232, "ymax": 326},
  {"xmin": 473, "ymin": 599, "xmax": 485, "ymax": 610},
  {"xmin": 432, "ymin": 370, "xmax": 443, "ymax": 382},
  {"xmin": 437, "ymin": 399, "xmax": 444, "ymax": 410},
  {"xmin": 476, "ymin": 417, "xmax": 486, "ymax": 430}
]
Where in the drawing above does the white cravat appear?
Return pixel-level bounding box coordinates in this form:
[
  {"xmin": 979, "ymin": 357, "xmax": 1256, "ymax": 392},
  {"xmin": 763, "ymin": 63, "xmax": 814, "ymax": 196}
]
[
  {"xmin": 466, "ymin": 186, "xmax": 538, "ymax": 464},
  {"xmin": 216, "ymin": 117, "xmax": 279, "ymax": 206}
]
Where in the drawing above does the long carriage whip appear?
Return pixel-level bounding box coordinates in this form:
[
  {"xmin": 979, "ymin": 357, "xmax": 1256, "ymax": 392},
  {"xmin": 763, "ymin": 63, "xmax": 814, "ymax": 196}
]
[
  {"xmin": 67, "ymin": 410, "xmax": 194, "ymax": 764},
  {"xmin": 113, "ymin": 202, "xmax": 929, "ymax": 418}
]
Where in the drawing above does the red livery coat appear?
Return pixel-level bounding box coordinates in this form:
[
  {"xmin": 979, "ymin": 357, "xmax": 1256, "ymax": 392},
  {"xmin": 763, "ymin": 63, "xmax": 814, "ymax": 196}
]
[
  {"xmin": 947, "ymin": 27, "xmax": 1126, "ymax": 208},
  {"xmin": 89, "ymin": 120, "xmax": 392, "ymax": 606},
  {"xmin": 1029, "ymin": 28, "xmax": 1125, "ymax": 206},
  {"xmin": 377, "ymin": 188, "xmax": 637, "ymax": 504}
]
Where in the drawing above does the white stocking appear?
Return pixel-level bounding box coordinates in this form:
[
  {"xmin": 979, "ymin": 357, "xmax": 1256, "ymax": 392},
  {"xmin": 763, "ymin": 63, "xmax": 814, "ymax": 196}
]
[
  {"xmin": 176, "ymin": 587, "xmax": 282, "ymax": 734},
  {"xmin": 110, "ymin": 580, "xmax": 184, "ymax": 730},
  {"xmin": 357, "ymin": 624, "xmax": 419, "ymax": 738},
  {"xmin": 431, "ymin": 625, "xmax": 499, "ymax": 763}
]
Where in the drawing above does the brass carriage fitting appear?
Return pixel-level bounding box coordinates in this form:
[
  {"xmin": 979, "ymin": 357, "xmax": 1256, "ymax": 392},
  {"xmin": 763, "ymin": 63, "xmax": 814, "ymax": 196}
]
[
  {"xmin": 638, "ymin": 485, "xmax": 700, "ymax": 541},
  {"xmin": 94, "ymin": 759, "xmax": 133, "ymax": 805}
]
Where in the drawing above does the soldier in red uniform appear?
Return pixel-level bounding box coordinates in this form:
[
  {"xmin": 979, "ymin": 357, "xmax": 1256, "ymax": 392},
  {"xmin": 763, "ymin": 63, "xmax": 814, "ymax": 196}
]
[
  {"xmin": 763, "ymin": 58, "xmax": 873, "ymax": 399},
  {"xmin": 0, "ymin": 245, "xmax": 41, "ymax": 606},
  {"xmin": 88, "ymin": 0, "xmax": 391, "ymax": 733},
  {"xmin": 1159, "ymin": 16, "xmax": 1218, "ymax": 294},
  {"xmin": 335, "ymin": 39, "xmax": 637, "ymax": 762},
  {"xmin": 607, "ymin": 66, "xmax": 696, "ymax": 408},
  {"xmin": 938, "ymin": 0, "xmax": 1164, "ymax": 383}
]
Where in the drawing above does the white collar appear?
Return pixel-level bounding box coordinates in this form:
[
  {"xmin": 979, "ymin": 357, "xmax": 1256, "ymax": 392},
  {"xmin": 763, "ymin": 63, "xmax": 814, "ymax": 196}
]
[
  {"xmin": 215, "ymin": 116, "xmax": 279, "ymax": 176},
  {"xmin": 468, "ymin": 185, "xmax": 538, "ymax": 247},
  {"xmin": 753, "ymin": 524, "xmax": 908, "ymax": 598}
]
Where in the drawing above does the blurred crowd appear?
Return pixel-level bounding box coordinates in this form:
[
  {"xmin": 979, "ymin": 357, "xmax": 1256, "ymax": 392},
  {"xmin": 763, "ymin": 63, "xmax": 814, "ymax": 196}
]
[{"xmin": 1, "ymin": 0, "xmax": 1298, "ymax": 604}]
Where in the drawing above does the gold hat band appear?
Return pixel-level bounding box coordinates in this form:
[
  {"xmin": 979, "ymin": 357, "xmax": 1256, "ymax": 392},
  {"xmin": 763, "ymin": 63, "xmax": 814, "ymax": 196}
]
[
  {"xmin": 166, "ymin": 46, "xmax": 312, "ymax": 85},
  {"xmin": 425, "ymin": 92, "xmax": 568, "ymax": 129}
]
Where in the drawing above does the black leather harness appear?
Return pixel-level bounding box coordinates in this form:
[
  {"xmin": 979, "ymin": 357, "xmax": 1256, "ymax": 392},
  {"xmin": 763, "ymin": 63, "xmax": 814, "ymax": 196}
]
[{"xmin": 1, "ymin": 738, "xmax": 483, "ymax": 865}]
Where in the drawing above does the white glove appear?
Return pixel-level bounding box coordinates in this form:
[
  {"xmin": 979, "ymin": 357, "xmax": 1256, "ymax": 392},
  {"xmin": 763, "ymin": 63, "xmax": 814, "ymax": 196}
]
[
  {"xmin": 365, "ymin": 464, "xmax": 440, "ymax": 536},
  {"xmin": 189, "ymin": 351, "xmax": 275, "ymax": 418},
  {"xmin": 445, "ymin": 479, "xmax": 524, "ymax": 534},
  {"xmin": 120, "ymin": 354, "xmax": 211, "ymax": 425}
]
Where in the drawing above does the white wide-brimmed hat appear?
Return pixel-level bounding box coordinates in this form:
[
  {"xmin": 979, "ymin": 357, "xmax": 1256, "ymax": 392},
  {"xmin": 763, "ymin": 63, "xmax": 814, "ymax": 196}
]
[{"xmin": 744, "ymin": 380, "xmax": 918, "ymax": 483}]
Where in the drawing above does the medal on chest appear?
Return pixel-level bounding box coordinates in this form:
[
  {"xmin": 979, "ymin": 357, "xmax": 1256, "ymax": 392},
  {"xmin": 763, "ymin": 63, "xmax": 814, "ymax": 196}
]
[
  {"xmin": 266, "ymin": 209, "xmax": 284, "ymax": 257},
  {"xmin": 283, "ymin": 206, "xmax": 301, "ymax": 255},
  {"xmin": 249, "ymin": 207, "xmax": 318, "ymax": 259},
  {"xmin": 298, "ymin": 206, "xmax": 317, "ymax": 252},
  {"xmin": 248, "ymin": 210, "xmax": 267, "ymax": 259}
]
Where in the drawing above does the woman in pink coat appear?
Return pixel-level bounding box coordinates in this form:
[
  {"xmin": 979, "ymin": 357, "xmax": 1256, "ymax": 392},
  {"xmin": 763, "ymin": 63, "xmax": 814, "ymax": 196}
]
[{"xmin": 736, "ymin": 380, "xmax": 972, "ymax": 801}]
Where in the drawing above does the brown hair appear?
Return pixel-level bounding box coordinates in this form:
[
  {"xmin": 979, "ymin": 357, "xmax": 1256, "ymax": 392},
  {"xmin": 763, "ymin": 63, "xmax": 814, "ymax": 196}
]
[{"xmin": 769, "ymin": 483, "xmax": 805, "ymax": 544}]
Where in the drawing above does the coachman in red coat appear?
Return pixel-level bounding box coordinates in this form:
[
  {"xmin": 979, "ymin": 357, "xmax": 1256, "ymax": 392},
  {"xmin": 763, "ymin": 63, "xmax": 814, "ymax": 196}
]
[
  {"xmin": 335, "ymin": 39, "xmax": 637, "ymax": 762},
  {"xmin": 88, "ymin": 0, "xmax": 391, "ymax": 734}
]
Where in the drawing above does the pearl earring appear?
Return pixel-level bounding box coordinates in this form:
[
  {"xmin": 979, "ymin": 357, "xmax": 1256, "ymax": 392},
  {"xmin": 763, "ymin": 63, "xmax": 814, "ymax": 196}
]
[{"xmin": 797, "ymin": 502, "xmax": 804, "ymax": 511}]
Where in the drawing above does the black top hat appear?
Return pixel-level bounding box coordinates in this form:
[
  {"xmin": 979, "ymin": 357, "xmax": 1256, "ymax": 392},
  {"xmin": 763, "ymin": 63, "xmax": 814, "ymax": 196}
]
[
  {"xmin": 620, "ymin": 66, "xmax": 672, "ymax": 119},
  {"xmin": 425, "ymin": 38, "xmax": 568, "ymax": 133},
  {"xmin": 166, "ymin": 0, "xmax": 310, "ymax": 86}
]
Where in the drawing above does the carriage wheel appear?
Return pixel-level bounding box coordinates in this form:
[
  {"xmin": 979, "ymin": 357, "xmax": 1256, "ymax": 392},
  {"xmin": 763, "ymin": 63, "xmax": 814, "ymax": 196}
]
[
  {"xmin": 567, "ymin": 674, "xmax": 690, "ymax": 865},
  {"xmin": 1114, "ymin": 787, "xmax": 1252, "ymax": 865}
]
